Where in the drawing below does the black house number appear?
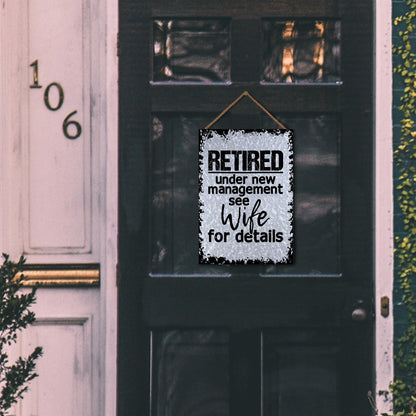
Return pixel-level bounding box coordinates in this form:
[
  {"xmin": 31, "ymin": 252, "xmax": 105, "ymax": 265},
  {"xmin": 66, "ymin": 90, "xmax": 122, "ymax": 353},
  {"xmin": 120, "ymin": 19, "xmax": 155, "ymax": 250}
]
[{"xmin": 29, "ymin": 59, "xmax": 82, "ymax": 140}]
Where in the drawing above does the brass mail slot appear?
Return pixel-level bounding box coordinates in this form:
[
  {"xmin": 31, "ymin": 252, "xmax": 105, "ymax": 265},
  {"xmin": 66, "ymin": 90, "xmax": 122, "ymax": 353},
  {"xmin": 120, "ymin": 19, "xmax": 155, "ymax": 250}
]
[{"xmin": 15, "ymin": 264, "xmax": 100, "ymax": 287}]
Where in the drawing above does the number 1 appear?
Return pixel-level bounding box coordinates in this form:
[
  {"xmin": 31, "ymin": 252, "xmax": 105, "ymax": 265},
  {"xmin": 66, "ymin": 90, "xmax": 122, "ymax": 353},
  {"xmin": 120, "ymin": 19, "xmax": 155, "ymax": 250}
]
[{"xmin": 29, "ymin": 60, "xmax": 42, "ymax": 89}]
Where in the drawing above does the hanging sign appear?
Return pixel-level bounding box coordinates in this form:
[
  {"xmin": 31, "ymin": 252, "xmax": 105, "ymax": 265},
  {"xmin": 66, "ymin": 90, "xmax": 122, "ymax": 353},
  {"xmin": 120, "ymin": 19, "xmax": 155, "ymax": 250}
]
[{"xmin": 199, "ymin": 129, "xmax": 294, "ymax": 264}]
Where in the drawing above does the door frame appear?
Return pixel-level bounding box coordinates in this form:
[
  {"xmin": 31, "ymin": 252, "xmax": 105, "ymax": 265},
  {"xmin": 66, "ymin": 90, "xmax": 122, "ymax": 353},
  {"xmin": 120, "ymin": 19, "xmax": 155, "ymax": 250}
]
[
  {"xmin": 114, "ymin": 1, "xmax": 394, "ymax": 414},
  {"xmin": 102, "ymin": 0, "xmax": 118, "ymax": 415},
  {"xmin": 374, "ymin": 1, "xmax": 394, "ymax": 414}
]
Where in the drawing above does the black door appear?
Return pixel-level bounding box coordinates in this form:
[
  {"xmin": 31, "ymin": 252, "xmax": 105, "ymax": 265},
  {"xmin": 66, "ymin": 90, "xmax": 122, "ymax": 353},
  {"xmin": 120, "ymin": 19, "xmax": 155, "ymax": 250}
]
[{"xmin": 119, "ymin": 1, "xmax": 373, "ymax": 415}]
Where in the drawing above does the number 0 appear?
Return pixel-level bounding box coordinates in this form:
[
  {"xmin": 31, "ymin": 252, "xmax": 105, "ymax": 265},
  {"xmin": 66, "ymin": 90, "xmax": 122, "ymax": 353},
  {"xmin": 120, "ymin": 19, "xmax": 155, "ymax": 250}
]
[{"xmin": 44, "ymin": 82, "xmax": 64, "ymax": 111}]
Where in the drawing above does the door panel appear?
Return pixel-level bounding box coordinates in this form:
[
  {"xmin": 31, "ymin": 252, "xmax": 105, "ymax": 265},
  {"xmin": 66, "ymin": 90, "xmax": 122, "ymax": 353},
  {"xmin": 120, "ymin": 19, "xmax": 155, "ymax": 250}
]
[
  {"xmin": 263, "ymin": 329, "xmax": 340, "ymax": 416},
  {"xmin": 151, "ymin": 330, "xmax": 230, "ymax": 416},
  {"xmin": 119, "ymin": 0, "xmax": 373, "ymax": 415}
]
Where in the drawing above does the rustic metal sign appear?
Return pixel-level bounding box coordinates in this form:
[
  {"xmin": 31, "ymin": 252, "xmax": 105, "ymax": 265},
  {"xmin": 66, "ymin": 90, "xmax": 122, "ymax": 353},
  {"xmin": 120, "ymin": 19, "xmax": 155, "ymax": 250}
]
[{"xmin": 199, "ymin": 129, "xmax": 294, "ymax": 264}]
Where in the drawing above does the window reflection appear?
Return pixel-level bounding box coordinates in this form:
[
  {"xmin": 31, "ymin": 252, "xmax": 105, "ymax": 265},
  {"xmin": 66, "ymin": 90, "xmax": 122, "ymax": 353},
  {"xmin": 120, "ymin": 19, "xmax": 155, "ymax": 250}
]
[
  {"xmin": 262, "ymin": 20, "xmax": 341, "ymax": 83},
  {"xmin": 153, "ymin": 19, "xmax": 231, "ymax": 83}
]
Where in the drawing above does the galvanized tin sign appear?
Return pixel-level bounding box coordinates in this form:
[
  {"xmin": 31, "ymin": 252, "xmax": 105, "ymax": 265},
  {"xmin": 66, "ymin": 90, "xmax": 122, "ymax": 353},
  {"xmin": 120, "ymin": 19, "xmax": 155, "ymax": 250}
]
[{"xmin": 199, "ymin": 129, "xmax": 294, "ymax": 264}]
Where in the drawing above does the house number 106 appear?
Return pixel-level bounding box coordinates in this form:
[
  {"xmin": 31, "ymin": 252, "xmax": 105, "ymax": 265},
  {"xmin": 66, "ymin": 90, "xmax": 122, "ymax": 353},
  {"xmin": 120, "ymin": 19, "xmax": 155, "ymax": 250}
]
[{"xmin": 29, "ymin": 60, "xmax": 82, "ymax": 140}]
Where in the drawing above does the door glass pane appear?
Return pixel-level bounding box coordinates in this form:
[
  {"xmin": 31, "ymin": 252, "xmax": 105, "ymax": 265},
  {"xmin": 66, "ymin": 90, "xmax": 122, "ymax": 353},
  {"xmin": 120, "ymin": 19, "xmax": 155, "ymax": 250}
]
[
  {"xmin": 153, "ymin": 19, "xmax": 231, "ymax": 83},
  {"xmin": 263, "ymin": 329, "xmax": 340, "ymax": 416},
  {"xmin": 151, "ymin": 114, "xmax": 228, "ymax": 275},
  {"xmin": 262, "ymin": 20, "xmax": 341, "ymax": 83},
  {"xmin": 261, "ymin": 114, "xmax": 340, "ymax": 276},
  {"xmin": 151, "ymin": 114, "xmax": 340, "ymax": 276},
  {"xmin": 151, "ymin": 330, "xmax": 229, "ymax": 416}
]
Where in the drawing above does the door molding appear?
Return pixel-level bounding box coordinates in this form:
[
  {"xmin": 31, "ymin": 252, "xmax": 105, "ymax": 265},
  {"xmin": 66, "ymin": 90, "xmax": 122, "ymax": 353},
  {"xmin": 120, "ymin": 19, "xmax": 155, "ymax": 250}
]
[
  {"xmin": 375, "ymin": 1, "xmax": 394, "ymax": 413},
  {"xmin": 103, "ymin": 0, "xmax": 118, "ymax": 415}
]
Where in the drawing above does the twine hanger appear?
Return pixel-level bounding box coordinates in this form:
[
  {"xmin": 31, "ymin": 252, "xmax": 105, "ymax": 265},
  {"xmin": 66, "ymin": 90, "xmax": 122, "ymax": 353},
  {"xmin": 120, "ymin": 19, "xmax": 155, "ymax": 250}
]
[{"xmin": 204, "ymin": 90, "xmax": 287, "ymax": 130}]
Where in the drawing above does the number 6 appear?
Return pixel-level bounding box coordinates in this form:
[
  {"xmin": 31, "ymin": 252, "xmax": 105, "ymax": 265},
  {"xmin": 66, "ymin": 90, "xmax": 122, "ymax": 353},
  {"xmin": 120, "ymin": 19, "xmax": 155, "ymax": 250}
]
[{"xmin": 63, "ymin": 111, "xmax": 82, "ymax": 140}]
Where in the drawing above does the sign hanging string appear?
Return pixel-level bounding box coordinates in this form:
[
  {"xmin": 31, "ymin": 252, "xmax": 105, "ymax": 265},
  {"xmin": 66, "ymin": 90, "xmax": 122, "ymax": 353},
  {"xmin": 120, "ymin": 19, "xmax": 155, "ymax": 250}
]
[{"xmin": 204, "ymin": 90, "xmax": 287, "ymax": 130}]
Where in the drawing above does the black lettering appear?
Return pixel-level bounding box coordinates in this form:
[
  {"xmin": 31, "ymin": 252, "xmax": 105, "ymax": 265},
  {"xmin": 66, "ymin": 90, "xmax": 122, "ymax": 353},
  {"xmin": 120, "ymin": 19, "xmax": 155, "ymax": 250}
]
[
  {"xmin": 271, "ymin": 151, "xmax": 283, "ymax": 171},
  {"xmin": 208, "ymin": 151, "xmax": 220, "ymax": 171},
  {"xmin": 247, "ymin": 151, "xmax": 260, "ymax": 171},
  {"xmin": 221, "ymin": 151, "xmax": 231, "ymax": 171},
  {"xmin": 260, "ymin": 151, "xmax": 271, "ymax": 170}
]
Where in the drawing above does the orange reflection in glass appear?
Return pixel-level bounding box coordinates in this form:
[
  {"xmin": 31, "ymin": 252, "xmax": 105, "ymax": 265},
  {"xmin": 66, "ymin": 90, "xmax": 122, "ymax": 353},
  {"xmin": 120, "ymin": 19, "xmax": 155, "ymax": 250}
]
[{"xmin": 281, "ymin": 20, "xmax": 326, "ymax": 82}]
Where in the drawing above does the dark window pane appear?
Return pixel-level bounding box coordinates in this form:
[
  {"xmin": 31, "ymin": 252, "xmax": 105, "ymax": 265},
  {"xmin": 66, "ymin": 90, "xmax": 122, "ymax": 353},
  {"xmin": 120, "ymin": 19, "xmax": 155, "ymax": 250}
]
[
  {"xmin": 261, "ymin": 114, "xmax": 340, "ymax": 275},
  {"xmin": 262, "ymin": 20, "xmax": 341, "ymax": 83},
  {"xmin": 151, "ymin": 114, "xmax": 340, "ymax": 275},
  {"xmin": 263, "ymin": 329, "xmax": 340, "ymax": 416},
  {"xmin": 151, "ymin": 114, "xmax": 228, "ymax": 275},
  {"xmin": 153, "ymin": 19, "xmax": 231, "ymax": 83},
  {"xmin": 151, "ymin": 330, "xmax": 229, "ymax": 416}
]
